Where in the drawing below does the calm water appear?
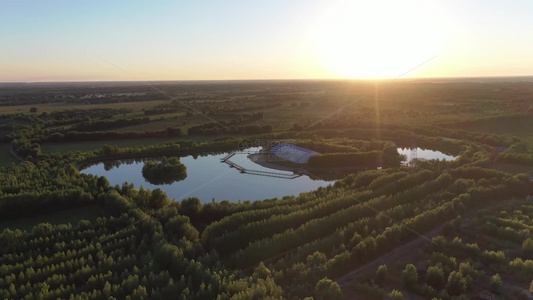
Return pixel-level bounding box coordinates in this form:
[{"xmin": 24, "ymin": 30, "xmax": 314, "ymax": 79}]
[
  {"xmin": 397, "ymin": 147, "xmax": 457, "ymax": 165},
  {"xmin": 81, "ymin": 152, "xmax": 332, "ymax": 203}
]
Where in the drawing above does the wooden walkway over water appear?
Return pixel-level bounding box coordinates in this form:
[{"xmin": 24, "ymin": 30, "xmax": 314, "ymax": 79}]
[{"xmin": 221, "ymin": 152, "xmax": 302, "ymax": 179}]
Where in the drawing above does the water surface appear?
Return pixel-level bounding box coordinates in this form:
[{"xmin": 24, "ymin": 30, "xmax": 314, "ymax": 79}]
[
  {"xmin": 397, "ymin": 147, "xmax": 456, "ymax": 165},
  {"xmin": 81, "ymin": 152, "xmax": 332, "ymax": 203}
]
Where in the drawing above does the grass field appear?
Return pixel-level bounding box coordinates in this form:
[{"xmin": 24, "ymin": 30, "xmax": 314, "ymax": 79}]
[
  {"xmin": 0, "ymin": 204, "xmax": 102, "ymax": 231},
  {"xmin": 0, "ymin": 143, "xmax": 18, "ymax": 168}
]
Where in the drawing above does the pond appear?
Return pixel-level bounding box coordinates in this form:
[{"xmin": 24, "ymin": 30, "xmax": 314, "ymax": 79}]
[
  {"xmin": 81, "ymin": 151, "xmax": 333, "ymax": 203},
  {"xmin": 397, "ymin": 147, "xmax": 457, "ymax": 165}
]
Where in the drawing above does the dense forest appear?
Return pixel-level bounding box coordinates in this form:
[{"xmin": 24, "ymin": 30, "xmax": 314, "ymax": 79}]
[{"xmin": 1, "ymin": 80, "xmax": 532, "ymax": 299}]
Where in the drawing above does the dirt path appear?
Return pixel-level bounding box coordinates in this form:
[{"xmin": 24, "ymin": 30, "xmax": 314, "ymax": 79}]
[{"xmin": 337, "ymin": 226, "xmax": 443, "ymax": 288}]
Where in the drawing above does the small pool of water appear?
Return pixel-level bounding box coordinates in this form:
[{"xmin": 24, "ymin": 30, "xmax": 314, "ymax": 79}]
[
  {"xmin": 81, "ymin": 151, "xmax": 332, "ymax": 203},
  {"xmin": 397, "ymin": 147, "xmax": 457, "ymax": 165}
]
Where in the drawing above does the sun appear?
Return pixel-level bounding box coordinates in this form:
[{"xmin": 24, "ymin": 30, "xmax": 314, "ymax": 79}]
[{"xmin": 313, "ymin": 0, "xmax": 448, "ymax": 79}]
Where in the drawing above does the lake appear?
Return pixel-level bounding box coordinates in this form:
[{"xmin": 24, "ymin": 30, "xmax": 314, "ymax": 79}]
[
  {"xmin": 397, "ymin": 147, "xmax": 457, "ymax": 165},
  {"xmin": 81, "ymin": 151, "xmax": 332, "ymax": 203}
]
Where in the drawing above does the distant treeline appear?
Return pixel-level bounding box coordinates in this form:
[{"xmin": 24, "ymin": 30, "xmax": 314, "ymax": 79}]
[
  {"xmin": 498, "ymin": 151, "xmax": 533, "ymax": 165},
  {"xmin": 69, "ymin": 117, "xmax": 151, "ymax": 132},
  {"xmin": 144, "ymin": 107, "xmax": 179, "ymax": 116},
  {"xmin": 42, "ymin": 127, "xmax": 182, "ymax": 143},
  {"xmin": 188, "ymin": 123, "xmax": 272, "ymax": 135},
  {"xmin": 43, "ymin": 108, "xmax": 131, "ymax": 123},
  {"xmin": 262, "ymin": 128, "xmax": 466, "ymax": 157},
  {"xmin": 415, "ymin": 125, "xmax": 519, "ymax": 148},
  {"xmin": 306, "ymin": 142, "xmax": 403, "ymax": 168},
  {"xmin": 307, "ymin": 151, "xmax": 383, "ymax": 168},
  {"xmin": 81, "ymin": 138, "xmax": 240, "ymax": 166}
]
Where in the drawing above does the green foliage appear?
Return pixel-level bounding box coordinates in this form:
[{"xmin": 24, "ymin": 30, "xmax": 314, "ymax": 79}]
[
  {"xmin": 141, "ymin": 157, "xmax": 187, "ymax": 185},
  {"xmin": 490, "ymin": 273, "xmax": 502, "ymax": 294},
  {"xmin": 426, "ymin": 265, "xmax": 445, "ymax": 290},
  {"xmin": 2, "ymin": 81, "xmax": 533, "ymax": 299},
  {"xmin": 387, "ymin": 289, "xmax": 404, "ymax": 300},
  {"xmin": 523, "ymin": 238, "xmax": 533, "ymax": 252},
  {"xmin": 147, "ymin": 188, "xmax": 170, "ymax": 209},
  {"xmin": 180, "ymin": 197, "xmax": 202, "ymax": 218},
  {"xmin": 315, "ymin": 277, "xmax": 342, "ymax": 300},
  {"xmin": 446, "ymin": 271, "xmax": 466, "ymax": 296},
  {"xmin": 0, "ymin": 196, "xmax": 285, "ymax": 299},
  {"xmin": 401, "ymin": 264, "xmax": 418, "ymax": 290},
  {"xmin": 376, "ymin": 264, "xmax": 388, "ymax": 284},
  {"xmin": 308, "ymin": 151, "xmax": 384, "ymax": 168}
]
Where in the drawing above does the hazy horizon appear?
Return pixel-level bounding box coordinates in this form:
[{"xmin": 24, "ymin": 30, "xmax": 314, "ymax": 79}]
[
  {"xmin": 2, "ymin": 0, "xmax": 533, "ymax": 82},
  {"xmin": 3, "ymin": 75, "xmax": 533, "ymax": 85}
]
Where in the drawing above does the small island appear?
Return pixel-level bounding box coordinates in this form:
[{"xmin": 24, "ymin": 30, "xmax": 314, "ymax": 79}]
[{"xmin": 142, "ymin": 157, "xmax": 187, "ymax": 185}]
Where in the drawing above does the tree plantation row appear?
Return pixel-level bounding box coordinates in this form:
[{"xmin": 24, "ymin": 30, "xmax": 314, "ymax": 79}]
[{"xmin": 1, "ymin": 80, "xmax": 532, "ymax": 299}]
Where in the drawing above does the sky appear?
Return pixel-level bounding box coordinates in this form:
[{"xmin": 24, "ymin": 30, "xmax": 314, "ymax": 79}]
[{"xmin": 1, "ymin": 0, "xmax": 532, "ymax": 82}]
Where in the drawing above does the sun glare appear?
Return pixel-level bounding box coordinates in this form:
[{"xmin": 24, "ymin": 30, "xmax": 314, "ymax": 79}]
[{"xmin": 314, "ymin": 0, "xmax": 449, "ymax": 79}]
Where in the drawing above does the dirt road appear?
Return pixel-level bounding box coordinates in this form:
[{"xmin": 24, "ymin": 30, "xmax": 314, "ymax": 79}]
[{"xmin": 337, "ymin": 226, "xmax": 443, "ymax": 287}]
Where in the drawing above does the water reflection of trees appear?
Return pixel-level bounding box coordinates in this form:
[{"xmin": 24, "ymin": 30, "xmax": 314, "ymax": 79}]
[
  {"xmin": 98, "ymin": 150, "xmax": 229, "ymax": 171},
  {"xmin": 93, "ymin": 150, "xmax": 345, "ymax": 182},
  {"xmin": 142, "ymin": 157, "xmax": 187, "ymax": 185},
  {"xmin": 143, "ymin": 171, "xmax": 187, "ymax": 185},
  {"xmin": 103, "ymin": 158, "xmax": 142, "ymax": 171}
]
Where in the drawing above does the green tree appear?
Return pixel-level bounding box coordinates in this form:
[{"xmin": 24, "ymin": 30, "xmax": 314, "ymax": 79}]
[
  {"xmin": 387, "ymin": 289, "xmax": 404, "ymax": 300},
  {"xmin": 490, "ymin": 273, "xmax": 502, "ymax": 294},
  {"xmin": 315, "ymin": 277, "xmax": 342, "ymax": 300},
  {"xmin": 376, "ymin": 264, "xmax": 388, "ymax": 284},
  {"xmin": 523, "ymin": 238, "xmax": 533, "ymax": 253},
  {"xmin": 253, "ymin": 262, "xmax": 271, "ymax": 280},
  {"xmin": 401, "ymin": 264, "xmax": 418, "ymax": 290},
  {"xmin": 180, "ymin": 197, "xmax": 202, "ymax": 217},
  {"xmin": 426, "ymin": 265, "xmax": 445, "ymax": 289},
  {"xmin": 103, "ymin": 281, "xmax": 112, "ymax": 297},
  {"xmin": 458, "ymin": 261, "xmax": 475, "ymax": 277},
  {"xmin": 149, "ymin": 188, "xmax": 170, "ymax": 209},
  {"xmin": 446, "ymin": 271, "xmax": 466, "ymax": 296},
  {"xmin": 101, "ymin": 190, "xmax": 131, "ymax": 216}
]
